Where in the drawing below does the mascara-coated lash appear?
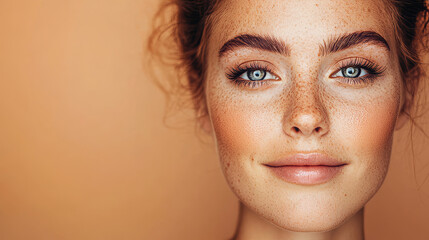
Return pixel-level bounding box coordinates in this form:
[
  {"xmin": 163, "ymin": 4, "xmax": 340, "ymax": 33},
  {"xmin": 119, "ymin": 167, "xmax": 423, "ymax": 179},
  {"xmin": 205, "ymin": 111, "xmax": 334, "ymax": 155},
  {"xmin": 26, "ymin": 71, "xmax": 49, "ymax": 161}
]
[
  {"xmin": 226, "ymin": 62, "xmax": 275, "ymax": 81},
  {"xmin": 336, "ymin": 58, "xmax": 385, "ymax": 74},
  {"xmin": 332, "ymin": 58, "xmax": 386, "ymax": 85}
]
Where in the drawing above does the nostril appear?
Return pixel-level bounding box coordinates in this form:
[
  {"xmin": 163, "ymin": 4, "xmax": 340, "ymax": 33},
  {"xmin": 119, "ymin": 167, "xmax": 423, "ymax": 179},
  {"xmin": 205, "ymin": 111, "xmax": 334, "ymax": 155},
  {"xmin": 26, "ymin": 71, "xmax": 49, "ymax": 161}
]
[{"xmin": 292, "ymin": 126, "xmax": 300, "ymax": 133}]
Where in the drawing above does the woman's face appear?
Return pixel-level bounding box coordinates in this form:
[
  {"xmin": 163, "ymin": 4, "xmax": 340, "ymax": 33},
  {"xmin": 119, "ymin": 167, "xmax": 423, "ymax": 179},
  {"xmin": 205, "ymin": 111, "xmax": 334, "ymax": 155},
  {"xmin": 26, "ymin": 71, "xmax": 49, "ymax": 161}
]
[{"xmin": 204, "ymin": 0, "xmax": 407, "ymax": 231}]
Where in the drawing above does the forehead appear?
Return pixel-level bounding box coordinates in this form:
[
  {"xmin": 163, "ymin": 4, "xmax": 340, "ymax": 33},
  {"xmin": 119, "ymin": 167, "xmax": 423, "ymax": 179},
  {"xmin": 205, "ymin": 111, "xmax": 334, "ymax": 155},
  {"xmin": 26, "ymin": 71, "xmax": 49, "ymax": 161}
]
[{"xmin": 210, "ymin": 0, "xmax": 394, "ymax": 52}]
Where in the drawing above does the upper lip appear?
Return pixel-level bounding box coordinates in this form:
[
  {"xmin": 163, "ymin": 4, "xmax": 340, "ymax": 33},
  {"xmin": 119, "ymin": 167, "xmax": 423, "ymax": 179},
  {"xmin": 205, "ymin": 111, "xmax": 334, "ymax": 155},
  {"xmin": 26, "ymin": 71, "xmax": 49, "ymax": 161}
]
[{"xmin": 264, "ymin": 152, "xmax": 347, "ymax": 167}]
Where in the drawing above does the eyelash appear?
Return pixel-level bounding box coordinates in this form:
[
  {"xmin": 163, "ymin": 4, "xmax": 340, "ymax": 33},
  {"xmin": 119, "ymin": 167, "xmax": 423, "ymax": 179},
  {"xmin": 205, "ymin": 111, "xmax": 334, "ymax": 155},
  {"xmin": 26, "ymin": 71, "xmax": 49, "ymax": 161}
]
[
  {"xmin": 226, "ymin": 62, "xmax": 275, "ymax": 88},
  {"xmin": 332, "ymin": 58, "xmax": 386, "ymax": 85},
  {"xmin": 225, "ymin": 58, "xmax": 386, "ymax": 88}
]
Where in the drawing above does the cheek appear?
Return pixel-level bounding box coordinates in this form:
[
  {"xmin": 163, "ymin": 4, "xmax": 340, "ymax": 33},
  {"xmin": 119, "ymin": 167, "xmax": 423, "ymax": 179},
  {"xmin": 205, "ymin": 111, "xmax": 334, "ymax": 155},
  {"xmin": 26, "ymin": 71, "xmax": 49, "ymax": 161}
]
[
  {"xmin": 338, "ymin": 101, "xmax": 397, "ymax": 155},
  {"xmin": 209, "ymin": 100, "xmax": 273, "ymax": 158},
  {"xmin": 346, "ymin": 93, "xmax": 400, "ymax": 159},
  {"xmin": 335, "ymin": 88, "xmax": 400, "ymax": 191},
  {"xmin": 207, "ymin": 88, "xmax": 286, "ymax": 186},
  {"xmin": 359, "ymin": 102, "xmax": 398, "ymax": 155}
]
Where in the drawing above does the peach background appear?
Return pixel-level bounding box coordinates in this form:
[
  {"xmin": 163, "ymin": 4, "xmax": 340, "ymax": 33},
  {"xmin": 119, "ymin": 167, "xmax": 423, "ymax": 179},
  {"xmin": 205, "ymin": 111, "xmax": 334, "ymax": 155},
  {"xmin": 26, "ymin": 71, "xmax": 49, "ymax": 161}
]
[{"xmin": 0, "ymin": 0, "xmax": 428, "ymax": 239}]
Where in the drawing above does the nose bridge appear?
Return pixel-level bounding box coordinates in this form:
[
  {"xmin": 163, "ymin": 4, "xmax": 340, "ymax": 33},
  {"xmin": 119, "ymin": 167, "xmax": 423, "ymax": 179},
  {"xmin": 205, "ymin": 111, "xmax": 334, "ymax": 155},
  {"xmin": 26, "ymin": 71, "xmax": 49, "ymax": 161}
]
[
  {"xmin": 293, "ymin": 80, "xmax": 322, "ymax": 114},
  {"xmin": 284, "ymin": 78, "xmax": 329, "ymax": 137}
]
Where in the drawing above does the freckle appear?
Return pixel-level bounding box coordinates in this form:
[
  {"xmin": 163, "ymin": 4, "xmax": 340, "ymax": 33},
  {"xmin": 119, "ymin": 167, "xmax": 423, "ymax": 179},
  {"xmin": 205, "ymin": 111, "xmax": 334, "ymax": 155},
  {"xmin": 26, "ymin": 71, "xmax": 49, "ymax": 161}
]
[{"xmin": 345, "ymin": 194, "xmax": 347, "ymax": 197}]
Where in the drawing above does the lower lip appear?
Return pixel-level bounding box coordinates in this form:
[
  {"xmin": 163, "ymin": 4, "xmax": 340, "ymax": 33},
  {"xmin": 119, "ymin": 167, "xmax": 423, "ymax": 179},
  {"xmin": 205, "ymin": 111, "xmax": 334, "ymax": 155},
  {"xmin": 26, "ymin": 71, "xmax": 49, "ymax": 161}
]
[{"xmin": 267, "ymin": 165, "xmax": 345, "ymax": 185}]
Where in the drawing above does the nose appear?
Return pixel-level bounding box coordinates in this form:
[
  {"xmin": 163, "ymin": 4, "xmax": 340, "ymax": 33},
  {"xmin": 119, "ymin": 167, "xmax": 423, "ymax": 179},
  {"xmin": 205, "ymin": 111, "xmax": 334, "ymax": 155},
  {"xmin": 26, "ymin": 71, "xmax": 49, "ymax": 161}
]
[{"xmin": 283, "ymin": 83, "xmax": 330, "ymax": 138}]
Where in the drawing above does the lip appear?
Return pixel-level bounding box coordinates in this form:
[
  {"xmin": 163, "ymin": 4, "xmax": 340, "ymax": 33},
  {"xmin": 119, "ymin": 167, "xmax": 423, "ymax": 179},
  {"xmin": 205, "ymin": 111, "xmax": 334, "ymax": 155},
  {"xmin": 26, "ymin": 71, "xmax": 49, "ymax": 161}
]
[{"xmin": 264, "ymin": 152, "xmax": 347, "ymax": 185}]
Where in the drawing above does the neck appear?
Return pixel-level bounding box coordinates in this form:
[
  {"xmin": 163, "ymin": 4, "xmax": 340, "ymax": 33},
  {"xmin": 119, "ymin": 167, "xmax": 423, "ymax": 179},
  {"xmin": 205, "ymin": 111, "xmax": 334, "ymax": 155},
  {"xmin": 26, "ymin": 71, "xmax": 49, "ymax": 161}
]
[{"xmin": 232, "ymin": 203, "xmax": 365, "ymax": 240}]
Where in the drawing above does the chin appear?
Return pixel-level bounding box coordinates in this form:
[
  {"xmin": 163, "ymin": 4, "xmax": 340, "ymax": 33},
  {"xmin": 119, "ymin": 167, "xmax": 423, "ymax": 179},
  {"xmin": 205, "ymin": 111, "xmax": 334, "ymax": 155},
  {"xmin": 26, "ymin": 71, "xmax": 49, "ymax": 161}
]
[
  {"xmin": 251, "ymin": 201, "xmax": 356, "ymax": 232},
  {"xmin": 231, "ymin": 175, "xmax": 370, "ymax": 234},
  {"xmin": 269, "ymin": 210, "xmax": 352, "ymax": 233}
]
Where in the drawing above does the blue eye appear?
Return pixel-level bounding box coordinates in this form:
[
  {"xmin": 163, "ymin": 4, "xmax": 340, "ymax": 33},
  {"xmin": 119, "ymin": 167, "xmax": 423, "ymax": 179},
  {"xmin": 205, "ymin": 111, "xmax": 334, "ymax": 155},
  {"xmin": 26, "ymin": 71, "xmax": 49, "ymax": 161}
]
[
  {"xmin": 332, "ymin": 67, "xmax": 369, "ymax": 78},
  {"xmin": 248, "ymin": 70, "xmax": 265, "ymax": 80},
  {"xmin": 329, "ymin": 58, "xmax": 386, "ymax": 85},
  {"xmin": 239, "ymin": 69, "xmax": 278, "ymax": 81},
  {"xmin": 226, "ymin": 64, "xmax": 280, "ymax": 89}
]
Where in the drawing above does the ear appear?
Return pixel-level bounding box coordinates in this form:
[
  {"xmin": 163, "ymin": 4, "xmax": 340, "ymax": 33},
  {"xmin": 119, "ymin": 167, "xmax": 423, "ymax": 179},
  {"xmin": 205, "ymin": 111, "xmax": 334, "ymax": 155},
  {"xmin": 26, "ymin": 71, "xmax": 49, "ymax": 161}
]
[
  {"xmin": 395, "ymin": 108, "xmax": 409, "ymax": 130},
  {"xmin": 395, "ymin": 88, "xmax": 411, "ymax": 130},
  {"xmin": 197, "ymin": 112, "xmax": 213, "ymax": 135}
]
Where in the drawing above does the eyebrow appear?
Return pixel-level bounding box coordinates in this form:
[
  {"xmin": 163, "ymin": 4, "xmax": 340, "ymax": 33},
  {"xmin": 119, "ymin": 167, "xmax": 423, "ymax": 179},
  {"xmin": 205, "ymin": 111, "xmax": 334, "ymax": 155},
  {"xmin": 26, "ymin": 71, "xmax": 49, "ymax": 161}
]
[
  {"xmin": 218, "ymin": 31, "xmax": 390, "ymax": 58},
  {"xmin": 218, "ymin": 34, "xmax": 290, "ymax": 57},
  {"xmin": 319, "ymin": 31, "xmax": 390, "ymax": 56}
]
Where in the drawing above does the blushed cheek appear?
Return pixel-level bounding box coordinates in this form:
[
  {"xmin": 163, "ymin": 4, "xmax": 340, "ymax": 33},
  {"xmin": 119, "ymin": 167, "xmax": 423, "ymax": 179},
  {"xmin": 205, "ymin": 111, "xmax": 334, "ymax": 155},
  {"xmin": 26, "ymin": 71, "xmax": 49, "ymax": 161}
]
[
  {"xmin": 343, "ymin": 95, "xmax": 399, "ymax": 169},
  {"xmin": 211, "ymin": 107, "xmax": 258, "ymax": 156},
  {"xmin": 209, "ymin": 102, "xmax": 274, "ymax": 164},
  {"xmin": 363, "ymin": 104, "xmax": 397, "ymax": 154}
]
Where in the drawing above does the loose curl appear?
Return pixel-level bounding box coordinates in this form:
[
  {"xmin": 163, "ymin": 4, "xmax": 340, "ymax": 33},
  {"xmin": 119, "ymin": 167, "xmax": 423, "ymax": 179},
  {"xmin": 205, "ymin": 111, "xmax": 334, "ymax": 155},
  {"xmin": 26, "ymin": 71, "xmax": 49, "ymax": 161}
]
[{"xmin": 148, "ymin": 0, "xmax": 221, "ymax": 123}]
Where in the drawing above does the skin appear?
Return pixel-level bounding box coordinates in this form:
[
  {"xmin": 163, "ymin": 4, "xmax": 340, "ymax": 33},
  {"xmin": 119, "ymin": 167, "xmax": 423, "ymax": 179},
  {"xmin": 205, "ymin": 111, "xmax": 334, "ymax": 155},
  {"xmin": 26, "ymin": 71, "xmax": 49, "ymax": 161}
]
[{"xmin": 200, "ymin": 0, "xmax": 409, "ymax": 239}]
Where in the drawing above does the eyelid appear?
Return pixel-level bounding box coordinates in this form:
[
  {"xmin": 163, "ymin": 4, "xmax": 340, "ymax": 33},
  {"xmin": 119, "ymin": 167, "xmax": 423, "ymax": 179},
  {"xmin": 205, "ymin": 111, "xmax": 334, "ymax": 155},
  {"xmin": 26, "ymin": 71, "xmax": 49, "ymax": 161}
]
[
  {"xmin": 239, "ymin": 70, "xmax": 279, "ymax": 81},
  {"xmin": 225, "ymin": 60, "xmax": 282, "ymax": 89},
  {"xmin": 330, "ymin": 57, "xmax": 386, "ymax": 75},
  {"xmin": 330, "ymin": 67, "xmax": 369, "ymax": 79},
  {"xmin": 326, "ymin": 57, "xmax": 386, "ymax": 86},
  {"xmin": 238, "ymin": 60, "xmax": 280, "ymax": 72},
  {"xmin": 226, "ymin": 60, "xmax": 281, "ymax": 81}
]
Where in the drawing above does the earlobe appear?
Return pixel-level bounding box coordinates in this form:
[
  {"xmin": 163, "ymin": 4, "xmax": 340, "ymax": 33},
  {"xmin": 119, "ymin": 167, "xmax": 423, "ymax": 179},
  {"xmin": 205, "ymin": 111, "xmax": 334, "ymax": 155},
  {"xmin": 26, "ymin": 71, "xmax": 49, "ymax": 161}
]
[
  {"xmin": 198, "ymin": 114, "xmax": 213, "ymax": 134},
  {"xmin": 395, "ymin": 94, "xmax": 411, "ymax": 130},
  {"xmin": 395, "ymin": 110, "xmax": 409, "ymax": 130}
]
